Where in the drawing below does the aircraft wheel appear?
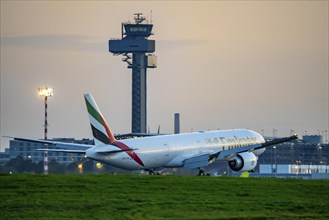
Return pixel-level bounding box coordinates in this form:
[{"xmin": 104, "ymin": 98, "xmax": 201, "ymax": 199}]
[{"xmin": 197, "ymin": 168, "xmax": 205, "ymax": 176}]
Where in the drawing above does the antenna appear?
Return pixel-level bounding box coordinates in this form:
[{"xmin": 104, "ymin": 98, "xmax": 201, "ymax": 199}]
[
  {"xmin": 134, "ymin": 13, "xmax": 146, "ymax": 24},
  {"xmin": 150, "ymin": 10, "xmax": 153, "ymax": 23}
]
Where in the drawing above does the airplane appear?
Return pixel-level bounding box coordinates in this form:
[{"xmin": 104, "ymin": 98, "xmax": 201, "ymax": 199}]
[{"xmin": 6, "ymin": 94, "xmax": 298, "ymax": 175}]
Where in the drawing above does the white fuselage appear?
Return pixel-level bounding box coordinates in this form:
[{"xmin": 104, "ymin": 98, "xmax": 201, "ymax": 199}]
[{"xmin": 86, "ymin": 129, "xmax": 265, "ymax": 170}]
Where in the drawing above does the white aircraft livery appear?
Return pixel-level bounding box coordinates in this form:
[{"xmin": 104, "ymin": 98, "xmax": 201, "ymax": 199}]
[{"xmin": 8, "ymin": 94, "xmax": 298, "ymax": 174}]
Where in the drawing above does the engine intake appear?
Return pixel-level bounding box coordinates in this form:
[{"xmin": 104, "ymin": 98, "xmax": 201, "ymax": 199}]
[{"xmin": 228, "ymin": 152, "xmax": 257, "ymax": 172}]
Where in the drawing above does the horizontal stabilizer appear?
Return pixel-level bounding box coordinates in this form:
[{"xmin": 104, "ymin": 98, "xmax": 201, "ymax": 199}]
[
  {"xmin": 4, "ymin": 136, "xmax": 93, "ymax": 151},
  {"xmin": 36, "ymin": 149, "xmax": 86, "ymax": 154}
]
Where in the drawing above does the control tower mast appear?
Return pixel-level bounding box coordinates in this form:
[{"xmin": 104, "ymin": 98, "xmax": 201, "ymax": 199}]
[{"xmin": 109, "ymin": 13, "xmax": 156, "ymax": 133}]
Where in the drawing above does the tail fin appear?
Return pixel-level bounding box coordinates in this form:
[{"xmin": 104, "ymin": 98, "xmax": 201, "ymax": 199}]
[{"xmin": 84, "ymin": 94, "xmax": 116, "ymax": 146}]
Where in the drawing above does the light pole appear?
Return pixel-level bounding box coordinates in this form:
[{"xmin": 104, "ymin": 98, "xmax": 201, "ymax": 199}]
[
  {"xmin": 273, "ymin": 146, "xmax": 277, "ymax": 177},
  {"xmin": 38, "ymin": 87, "xmax": 54, "ymax": 175},
  {"xmin": 272, "ymin": 129, "xmax": 277, "ymax": 139}
]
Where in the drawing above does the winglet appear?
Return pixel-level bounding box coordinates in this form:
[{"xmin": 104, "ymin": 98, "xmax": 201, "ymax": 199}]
[{"xmin": 84, "ymin": 94, "xmax": 117, "ymax": 146}]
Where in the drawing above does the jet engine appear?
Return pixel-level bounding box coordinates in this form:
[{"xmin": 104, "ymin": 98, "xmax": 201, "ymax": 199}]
[{"xmin": 228, "ymin": 152, "xmax": 257, "ymax": 172}]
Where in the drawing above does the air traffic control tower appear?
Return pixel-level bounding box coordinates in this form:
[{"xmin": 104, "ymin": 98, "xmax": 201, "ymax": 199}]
[{"xmin": 109, "ymin": 13, "xmax": 156, "ymax": 133}]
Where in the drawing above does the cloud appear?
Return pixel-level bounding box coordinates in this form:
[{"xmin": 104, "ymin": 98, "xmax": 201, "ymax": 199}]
[
  {"xmin": 1, "ymin": 34, "xmax": 105, "ymax": 52},
  {"xmin": 1, "ymin": 34, "xmax": 207, "ymax": 53}
]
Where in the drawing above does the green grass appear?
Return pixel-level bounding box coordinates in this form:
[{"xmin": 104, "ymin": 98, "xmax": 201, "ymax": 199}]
[{"xmin": 0, "ymin": 174, "xmax": 328, "ymax": 219}]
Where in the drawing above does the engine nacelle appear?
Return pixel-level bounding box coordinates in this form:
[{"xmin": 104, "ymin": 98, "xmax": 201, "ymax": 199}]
[{"xmin": 228, "ymin": 152, "xmax": 257, "ymax": 172}]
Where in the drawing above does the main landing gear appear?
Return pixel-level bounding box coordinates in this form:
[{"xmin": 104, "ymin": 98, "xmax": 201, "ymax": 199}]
[
  {"xmin": 145, "ymin": 169, "xmax": 162, "ymax": 175},
  {"xmin": 197, "ymin": 168, "xmax": 211, "ymax": 176},
  {"xmin": 145, "ymin": 169, "xmax": 155, "ymax": 175},
  {"xmin": 197, "ymin": 168, "xmax": 205, "ymax": 176}
]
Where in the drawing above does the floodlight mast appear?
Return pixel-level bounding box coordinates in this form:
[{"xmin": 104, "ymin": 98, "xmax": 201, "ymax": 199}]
[{"xmin": 38, "ymin": 87, "xmax": 54, "ymax": 175}]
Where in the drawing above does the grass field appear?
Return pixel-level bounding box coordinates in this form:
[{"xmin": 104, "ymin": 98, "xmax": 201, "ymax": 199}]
[{"xmin": 1, "ymin": 174, "xmax": 328, "ymax": 219}]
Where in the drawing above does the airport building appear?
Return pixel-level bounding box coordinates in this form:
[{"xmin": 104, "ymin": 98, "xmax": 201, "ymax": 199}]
[
  {"xmin": 0, "ymin": 148, "xmax": 10, "ymax": 165},
  {"xmin": 259, "ymin": 135, "xmax": 328, "ymax": 166},
  {"xmin": 0, "ymin": 138, "xmax": 93, "ymax": 165},
  {"xmin": 256, "ymin": 135, "xmax": 329, "ymax": 176}
]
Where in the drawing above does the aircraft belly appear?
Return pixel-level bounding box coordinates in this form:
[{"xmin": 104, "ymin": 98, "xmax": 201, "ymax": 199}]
[
  {"xmin": 106, "ymin": 152, "xmax": 146, "ymax": 170},
  {"xmin": 111, "ymin": 157, "xmax": 142, "ymax": 170},
  {"xmin": 88, "ymin": 151, "xmax": 171, "ymax": 170}
]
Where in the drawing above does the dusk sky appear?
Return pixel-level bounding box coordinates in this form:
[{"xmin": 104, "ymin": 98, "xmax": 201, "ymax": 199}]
[{"xmin": 1, "ymin": 1, "xmax": 328, "ymax": 151}]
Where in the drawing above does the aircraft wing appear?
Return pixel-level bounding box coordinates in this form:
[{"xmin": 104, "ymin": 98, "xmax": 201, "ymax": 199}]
[
  {"xmin": 183, "ymin": 153, "xmax": 212, "ymax": 169},
  {"xmin": 4, "ymin": 136, "xmax": 93, "ymax": 152},
  {"xmin": 182, "ymin": 135, "xmax": 298, "ymax": 169},
  {"xmin": 217, "ymin": 134, "xmax": 298, "ymax": 160},
  {"xmin": 261, "ymin": 134, "xmax": 298, "ymax": 147}
]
